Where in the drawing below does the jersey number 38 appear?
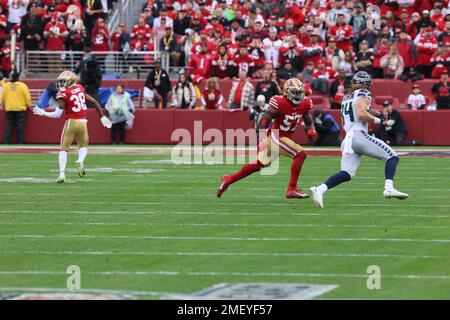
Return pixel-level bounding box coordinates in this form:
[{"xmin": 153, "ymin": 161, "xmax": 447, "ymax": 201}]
[{"xmin": 70, "ymin": 92, "xmax": 87, "ymax": 113}]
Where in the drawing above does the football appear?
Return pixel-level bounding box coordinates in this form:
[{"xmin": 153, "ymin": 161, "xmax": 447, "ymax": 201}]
[{"xmin": 368, "ymin": 108, "xmax": 381, "ymax": 117}]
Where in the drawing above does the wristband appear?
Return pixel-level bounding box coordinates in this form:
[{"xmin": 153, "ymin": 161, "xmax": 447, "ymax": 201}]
[{"xmin": 373, "ymin": 117, "xmax": 381, "ymax": 125}]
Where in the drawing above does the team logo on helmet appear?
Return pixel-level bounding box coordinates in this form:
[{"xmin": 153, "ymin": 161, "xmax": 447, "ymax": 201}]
[
  {"xmin": 56, "ymin": 71, "xmax": 78, "ymax": 90},
  {"xmin": 283, "ymin": 78, "xmax": 305, "ymax": 105},
  {"xmin": 351, "ymin": 71, "xmax": 372, "ymax": 88}
]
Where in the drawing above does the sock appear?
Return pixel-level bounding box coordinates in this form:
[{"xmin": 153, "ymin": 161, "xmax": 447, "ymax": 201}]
[
  {"xmin": 324, "ymin": 170, "xmax": 351, "ymax": 190},
  {"xmin": 288, "ymin": 151, "xmax": 307, "ymax": 189},
  {"xmin": 316, "ymin": 184, "xmax": 328, "ymax": 194},
  {"xmin": 385, "ymin": 179, "xmax": 394, "ymax": 191},
  {"xmin": 385, "ymin": 156, "xmax": 399, "ymax": 180},
  {"xmin": 78, "ymin": 147, "xmax": 88, "ymax": 163},
  {"xmin": 230, "ymin": 160, "xmax": 264, "ymax": 184},
  {"xmin": 59, "ymin": 151, "xmax": 67, "ymax": 175}
]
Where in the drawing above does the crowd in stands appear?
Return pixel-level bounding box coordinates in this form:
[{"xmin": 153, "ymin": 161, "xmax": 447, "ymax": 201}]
[{"xmin": 0, "ymin": 0, "xmax": 447, "ymax": 110}]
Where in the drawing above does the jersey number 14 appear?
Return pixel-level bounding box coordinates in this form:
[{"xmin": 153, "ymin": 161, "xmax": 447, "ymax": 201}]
[
  {"xmin": 341, "ymin": 101, "xmax": 354, "ymax": 125},
  {"xmin": 70, "ymin": 92, "xmax": 87, "ymax": 113}
]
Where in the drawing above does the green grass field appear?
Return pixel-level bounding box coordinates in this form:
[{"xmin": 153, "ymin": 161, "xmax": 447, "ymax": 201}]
[{"xmin": 0, "ymin": 147, "xmax": 449, "ymax": 299}]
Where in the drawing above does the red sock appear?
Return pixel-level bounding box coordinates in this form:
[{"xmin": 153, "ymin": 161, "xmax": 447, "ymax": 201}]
[
  {"xmin": 289, "ymin": 151, "xmax": 307, "ymax": 189},
  {"xmin": 230, "ymin": 160, "xmax": 264, "ymax": 184}
]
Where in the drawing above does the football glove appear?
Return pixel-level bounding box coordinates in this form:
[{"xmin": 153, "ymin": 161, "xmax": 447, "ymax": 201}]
[
  {"xmin": 306, "ymin": 129, "xmax": 317, "ymax": 139},
  {"xmin": 32, "ymin": 106, "xmax": 45, "ymax": 116},
  {"xmin": 378, "ymin": 113, "xmax": 386, "ymax": 123},
  {"xmin": 101, "ymin": 116, "xmax": 112, "ymax": 128}
]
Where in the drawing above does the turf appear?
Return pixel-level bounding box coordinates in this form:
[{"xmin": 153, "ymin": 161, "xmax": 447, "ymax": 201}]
[{"xmin": 0, "ymin": 148, "xmax": 449, "ymax": 299}]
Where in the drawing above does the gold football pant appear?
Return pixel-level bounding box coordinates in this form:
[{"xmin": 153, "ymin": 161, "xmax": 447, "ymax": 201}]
[
  {"xmin": 257, "ymin": 130, "xmax": 303, "ymax": 166},
  {"xmin": 60, "ymin": 119, "xmax": 89, "ymax": 151}
]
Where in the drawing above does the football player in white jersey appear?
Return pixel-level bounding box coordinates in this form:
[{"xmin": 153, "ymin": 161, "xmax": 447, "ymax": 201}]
[{"xmin": 310, "ymin": 71, "xmax": 408, "ymax": 208}]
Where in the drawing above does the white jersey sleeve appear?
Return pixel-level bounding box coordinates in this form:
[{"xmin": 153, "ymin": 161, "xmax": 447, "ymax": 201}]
[{"xmin": 341, "ymin": 89, "xmax": 371, "ymax": 134}]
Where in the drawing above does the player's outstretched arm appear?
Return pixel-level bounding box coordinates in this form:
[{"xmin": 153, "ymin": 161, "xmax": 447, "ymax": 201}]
[
  {"xmin": 256, "ymin": 106, "xmax": 277, "ymax": 131},
  {"xmin": 32, "ymin": 100, "xmax": 64, "ymax": 118},
  {"xmin": 355, "ymin": 97, "xmax": 382, "ymax": 124},
  {"xmin": 85, "ymin": 93, "xmax": 112, "ymax": 128}
]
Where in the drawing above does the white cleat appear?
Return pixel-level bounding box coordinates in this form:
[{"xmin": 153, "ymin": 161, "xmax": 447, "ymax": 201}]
[
  {"xmin": 56, "ymin": 174, "xmax": 65, "ymax": 183},
  {"xmin": 76, "ymin": 160, "xmax": 86, "ymax": 177},
  {"xmin": 310, "ymin": 186, "xmax": 324, "ymax": 208},
  {"xmin": 383, "ymin": 189, "xmax": 409, "ymax": 200}
]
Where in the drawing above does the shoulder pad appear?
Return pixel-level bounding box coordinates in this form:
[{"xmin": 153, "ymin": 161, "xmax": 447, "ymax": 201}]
[
  {"xmin": 268, "ymin": 95, "xmax": 282, "ymax": 109},
  {"xmin": 356, "ymin": 89, "xmax": 372, "ymax": 98}
]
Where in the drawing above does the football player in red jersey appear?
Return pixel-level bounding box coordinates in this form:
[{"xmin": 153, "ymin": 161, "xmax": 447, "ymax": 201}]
[
  {"xmin": 32, "ymin": 71, "xmax": 112, "ymax": 183},
  {"xmin": 217, "ymin": 78, "xmax": 317, "ymax": 199}
]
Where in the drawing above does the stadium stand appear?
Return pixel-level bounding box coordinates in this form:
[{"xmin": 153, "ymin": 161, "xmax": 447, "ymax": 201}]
[{"xmin": 0, "ymin": 0, "xmax": 449, "ymax": 145}]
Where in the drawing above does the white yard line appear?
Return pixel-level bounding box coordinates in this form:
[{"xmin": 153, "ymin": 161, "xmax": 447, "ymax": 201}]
[
  {"xmin": 0, "ymin": 234, "xmax": 448, "ymax": 243},
  {"xmin": 0, "ymin": 210, "xmax": 448, "ymax": 218},
  {"xmin": 1, "ymin": 200, "xmax": 450, "ymax": 208},
  {"xmin": 0, "ymin": 286, "xmax": 167, "ymax": 297},
  {"xmin": 0, "ymin": 221, "xmax": 447, "ymax": 230},
  {"xmin": 0, "ymin": 250, "xmax": 442, "ymax": 259},
  {"xmin": 0, "ymin": 270, "xmax": 448, "ymax": 280}
]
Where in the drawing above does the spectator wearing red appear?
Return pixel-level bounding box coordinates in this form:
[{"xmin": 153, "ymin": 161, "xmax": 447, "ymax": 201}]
[
  {"xmin": 328, "ymin": 13, "xmax": 353, "ymax": 52},
  {"xmin": 284, "ymin": 2, "xmax": 305, "ymax": 26},
  {"xmin": 187, "ymin": 42, "xmax": 214, "ymax": 83},
  {"xmin": 248, "ymin": 36, "xmax": 266, "ymax": 78},
  {"xmin": 0, "ymin": 6, "xmax": 7, "ymax": 47},
  {"xmin": 131, "ymin": 29, "xmax": 153, "ymax": 52},
  {"xmin": 313, "ymin": 59, "xmax": 338, "ymax": 81},
  {"xmin": 191, "ymin": 33, "xmax": 216, "ymax": 55},
  {"xmin": 131, "ymin": 15, "xmax": 151, "ymax": 40},
  {"xmin": 431, "ymin": 45, "xmax": 450, "ymax": 78},
  {"xmin": 212, "ymin": 44, "xmax": 233, "ymax": 79},
  {"xmin": 431, "ymin": 4, "xmax": 445, "ymax": 26},
  {"xmin": 438, "ymin": 21, "xmax": 450, "ymax": 44},
  {"xmin": 91, "ymin": 17, "xmax": 110, "ymax": 51},
  {"xmin": 249, "ymin": 21, "xmax": 268, "ymax": 40},
  {"xmin": 0, "ymin": 37, "xmax": 19, "ymax": 78},
  {"xmin": 66, "ymin": 19, "xmax": 85, "ymax": 52},
  {"xmin": 279, "ymin": 19, "xmax": 298, "ymax": 42},
  {"xmin": 44, "ymin": 13, "xmax": 68, "ymax": 72},
  {"xmin": 372, "ymin": 36, "xmax": 391, "ymax": 79},
  {"xmin": 201, "ymin": 77, "xmax": 223, "ymax": 110},
  {"xmin": 329, "ymin": 68, "xmax": 350, "ymax": 109},
  {"xmin": 431, "ymin": 70, "xmax": 450, "ymax": 109},
  {"xmin": 232, "ymin": 46, "xmax": 255, "ymax": 78},
  {"xmin": 306, "ymin": 0, "xmax": 327, "ymax": 20},
  {"xmin": 416, "ymin": 27, "xmax": 438, "ymax": 78},
  {"xmin": 396, "ymin": 29, "xmax": 417, "ymax": 69},
  {"xmin": 301, "ymin": 31, "xmax": 324, "ymax": 68}
]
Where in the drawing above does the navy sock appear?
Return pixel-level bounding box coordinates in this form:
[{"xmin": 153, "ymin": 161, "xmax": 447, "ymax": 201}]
[
  {"xmin": 325, "ymin": 171, "xmax": 351, "ymax": 189},
  {"xmin": 385, "ymin": 156, "xmax": 399, "ymax": 180}
]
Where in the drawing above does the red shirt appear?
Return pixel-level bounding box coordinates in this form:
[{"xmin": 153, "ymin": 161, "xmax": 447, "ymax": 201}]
[
  {"xmin": 0, "ymin": 44, "xmax": 19, "ymax": 70},
  {"xmin": 188, "ymin": 52, "xmax": 214, "ymax": 78},
  {"xmin": 202, "ymin": 88, "xmax": 223, "ymax": 109},
  {"xmin": 131, "ymin": 23, "xmax": 151, "ymax": 39},
  {"xmin": 91, "ymin": 28, "xmax": 110, "ymax": 52},
  {"xmin": 269, "ymin": 95, "xmax": 313, "ymax": 138},
  {"xmin": 416, "ymin": 36, "xmax": 438, "ymax": 66},
  {"xmin": 56, "ymin": 84, "xmax": 88, "ymax": 120},
  {"xmin": 233, "ymin": 54, "xmax": 255, "ymax": 75},
  {"xmin": 328, "ymin": 24, "xmax": 353, "ymax": 51},
  {"xmin": 233, "ymin": 82, "xmax": 244, "ymax": 105},
  {"xmin": 45, "ymin": 21, "xmax": 67, "ymax": 51}
]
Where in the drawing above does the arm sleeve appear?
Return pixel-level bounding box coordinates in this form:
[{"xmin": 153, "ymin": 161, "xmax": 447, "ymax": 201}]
[{"xmin": 42, "ymin": 107, "xmax": 64, "ymax": 118}]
